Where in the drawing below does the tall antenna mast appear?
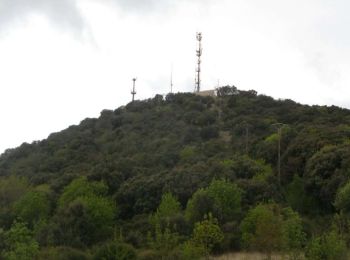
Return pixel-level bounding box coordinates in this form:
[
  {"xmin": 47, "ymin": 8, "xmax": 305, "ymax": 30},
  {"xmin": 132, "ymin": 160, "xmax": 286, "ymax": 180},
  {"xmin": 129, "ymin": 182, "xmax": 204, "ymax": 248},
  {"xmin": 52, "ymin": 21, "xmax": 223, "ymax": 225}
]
[
  {"xmin": 170, "ymin": 64, "xmax": 173, "ymax": 93},
  {"xmin": 131, "ymin": 78, "xmax": 137, "ymax": 102},
  {"xmin": 195, "ymin": 32, "xmax": 202, "ymax": 93}
]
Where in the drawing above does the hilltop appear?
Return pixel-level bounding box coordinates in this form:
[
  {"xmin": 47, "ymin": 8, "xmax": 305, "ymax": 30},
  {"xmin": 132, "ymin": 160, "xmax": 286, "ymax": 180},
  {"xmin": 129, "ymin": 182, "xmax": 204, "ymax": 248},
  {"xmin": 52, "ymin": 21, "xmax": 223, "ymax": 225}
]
[{"xmin": 0, "ymin": 86, "xmax": 349, "ymax": 259}]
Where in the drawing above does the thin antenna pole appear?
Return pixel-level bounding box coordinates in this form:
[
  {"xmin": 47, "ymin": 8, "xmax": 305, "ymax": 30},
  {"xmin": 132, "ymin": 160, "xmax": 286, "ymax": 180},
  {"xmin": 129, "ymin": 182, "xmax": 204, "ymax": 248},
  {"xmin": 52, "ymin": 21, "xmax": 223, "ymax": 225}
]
[
  {"xmin": 195, "ymin": 32, "xmax": 202, "ymax": 93},
  {"xmin": 170, "ymin": 64, "xmax": 173, "ymax": 93},
  {"xmin": 131, "ymin": 78, "xmax": 137, "ymax": 102}
]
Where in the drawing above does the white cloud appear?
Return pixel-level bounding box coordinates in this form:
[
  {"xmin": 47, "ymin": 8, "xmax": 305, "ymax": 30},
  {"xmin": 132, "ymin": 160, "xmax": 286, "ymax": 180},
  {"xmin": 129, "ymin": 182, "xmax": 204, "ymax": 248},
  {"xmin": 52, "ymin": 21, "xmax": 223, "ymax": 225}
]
[{"xmin": 0, "ymin": 0, "xmax": 350, "ymax": 153}]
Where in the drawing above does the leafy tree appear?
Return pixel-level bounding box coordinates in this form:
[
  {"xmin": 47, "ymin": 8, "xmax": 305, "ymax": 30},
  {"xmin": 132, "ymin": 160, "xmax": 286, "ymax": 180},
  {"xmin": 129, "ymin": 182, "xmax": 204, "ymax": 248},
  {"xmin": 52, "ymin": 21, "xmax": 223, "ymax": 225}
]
[
  {"xmin": 147, "ymin": 223, "xmax": 180, "ymax": 257},
  {"xmin": 179, "ymin": 146, "xmax": 197, "ymax": 163},
  {"xmin": 281, "ymin": 208, "xmax": 306, "ymax": 259},
  {"xmin": 13, "ymin": 191, "xmax": 51, "ymax": 227},
  {"xmin": 241, "ymin": 204, "xmax": 284, "ymax": 257},
  {"xmin": 216, "ymin": 85, "xmax": 238, "ymax": 97},
  {"xmin": 147, "ymin": 193, "xmax": 182, "ymax": 257},
  {"xmin": 180, "ymin": 241, "xmax": 206, "ymax": 260},
  {"xmin": 286, "ymin": 174, "xmax": 311, "ymax": 213},
  {"xmin": 0, "ymin": 176, "xmax": 30, "ymax": 228},
  {"xmin": 304, "ymin": 144, "xmax": 350, "ymax": 213},
  {"xmin": 331, "ymin": 212, "xmax": 350, "ymax": 246},
  {"xmin": 55, "ymin": 195, "xmax": 116, "ymax": 246},
  {"xmin": 58, "ymin": 177, "xmax": 108, "ymax": 208},
  {"xmin": 150, "ymin": 192, "xmax": 181, "ymax": 227},
  {"xmin": 185, "ymin": 188, "xmax": 214, "ymax": 224},
  {"xmin": 191, "ymin": 214, "xmax": 224, "ymax": 257},
  {"xmin": 186, "ymin": 180, "xmax": 241, "ymax": 224},
  {"xmin": 206, "ymin": 179, "xmax": 241, "ymax": 222},
  {"xmin": 2, "ymin": 221, "xmax": 39, "ymax": 260},
  {"xmin": 38, "ymin": 246, "xmax": 91, "ymax": 260},
  {"xmin": 334, "ymin": 180, "xmax": 350, "ymax": 213},
  {"xmin": 93, "ymin": 241, "xmax": 137, "ymax": 260},
  {"xmin": 306, "ymin": 231, "xmax": 347, "ymax": 260}
]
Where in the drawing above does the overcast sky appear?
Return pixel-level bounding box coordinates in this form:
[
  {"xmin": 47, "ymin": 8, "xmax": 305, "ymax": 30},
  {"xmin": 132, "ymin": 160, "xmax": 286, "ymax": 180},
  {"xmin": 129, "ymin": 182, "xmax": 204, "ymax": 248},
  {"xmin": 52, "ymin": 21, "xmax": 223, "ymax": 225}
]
[{"xmin": 0, "ymin": 0, "xmax": 350, "ymax": 154}]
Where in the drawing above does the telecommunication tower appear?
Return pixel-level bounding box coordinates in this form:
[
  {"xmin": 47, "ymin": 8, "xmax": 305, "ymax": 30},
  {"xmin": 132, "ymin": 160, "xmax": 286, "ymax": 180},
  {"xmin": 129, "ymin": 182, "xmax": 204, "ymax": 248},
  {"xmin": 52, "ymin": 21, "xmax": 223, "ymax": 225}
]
[
  {"xmin": 131, "ymin": 78, "xmax": 137, "ymax": 102},
  {"xmin": 195, "ymin": 32, "xmax": 202, "ymax": 93}
]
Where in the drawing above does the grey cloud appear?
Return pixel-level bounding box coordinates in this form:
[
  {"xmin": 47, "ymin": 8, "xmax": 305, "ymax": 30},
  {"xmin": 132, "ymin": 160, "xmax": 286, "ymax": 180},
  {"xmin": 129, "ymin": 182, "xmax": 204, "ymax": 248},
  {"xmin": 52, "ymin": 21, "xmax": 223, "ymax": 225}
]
[
  {"xmin": 106, "ymin": 0, "xmax": 177, "ymax": 14},
  {"xmin": 106, "ymin": 0, "xmax": 213, "ymax": 15},
  {"xmin": 0, "ymin": 0, "xmax": 85, "ymax": 34}
]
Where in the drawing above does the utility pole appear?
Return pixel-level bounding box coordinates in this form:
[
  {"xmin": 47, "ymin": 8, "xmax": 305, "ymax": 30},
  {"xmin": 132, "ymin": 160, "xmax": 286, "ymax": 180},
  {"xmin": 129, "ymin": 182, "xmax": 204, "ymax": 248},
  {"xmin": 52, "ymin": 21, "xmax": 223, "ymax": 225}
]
[
  {"xmin": 242, "ymin": 122, "xmax": 250, "ymax": 154},
  {"xmin": 272, "ymin": 123, "xmax": 285, "ymax": 186},
  {"xmin": 131, "ymin": 78, "xmax": 137, "ymax": 102},
  {"xmin": 195, "ymin": 32, "xmax": 202, "ymax": 93},
  {"xmin": 245, "ymin": 126, "xmax": 249, "ymax": 154}
]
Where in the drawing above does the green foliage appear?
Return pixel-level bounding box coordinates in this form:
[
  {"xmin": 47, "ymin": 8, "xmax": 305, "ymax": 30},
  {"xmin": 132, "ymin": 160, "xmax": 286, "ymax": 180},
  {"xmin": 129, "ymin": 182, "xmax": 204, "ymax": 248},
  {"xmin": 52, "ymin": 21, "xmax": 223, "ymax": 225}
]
[
  {"xmin": 222, "ymin": 155, "xmax": 273, "ymax": 182},
  {"xmin": 150, "ymin": 192, "xmax": 181, "ymax": 227},
  {"xmin": 185, "ymin": 188, "xmax": 214, "ymax": 224},
  {"xmin": 180, "ymin": 241, "xmax": 206, "ymax": 260},
  {"xmin": 58, "ymin": 177, "xmax": 108, "ymax": 208},
  {"xmin": 0, "ymin": 176, "xmax": 30, "ymax": 228},
  {"xmin": 147, "ymin": 223, "xmax": 180, "ymax": 256},
  {"xmin": 331, "ymin": 212, "xmax": 350, "ymax": 246},
  {"xmin": 179, "ymin": 146, "xmax": 197, "ymax": 163},
  {"xmin": 240, "ymin": 204, "xmax": 306, "ymax": 257},
  {"xmin": 38, "ymin": 246, "xmax": 91, "ymax": 260},
  {"xmin": 304, "ymin": 144, "xmax": 350, "ymax": 213},
  {"xmin": 281, "ymin": 207, "xmax": 306, "ymax": 259},
  {"xmin": 0, "ymin": 176, "xmax": 29, "ymax": 208},
  {"xmin": 54, "ymin": 178, "xmax": 115, "ymax": 246},
  {"xmin": 334, "ymin": 180, "xmax": 350, "ymax": 212},
  {"xmin": 186, "ymin": 179, "xmax": 241, "ymax": 224},
  {"xmin": 13, "ymin": 191, "xmax": 51, "ymax": 227},
  {"xmin": 1, "ymin": 90, "xmax": 350, "ymax": 255},
  {"xmin": 241, "ymin": 204, "xmax": 284, "ymax": 254},
  {"xmin": 306, "ymin": 231, "xmax": 347, "ymax": 260},
  {"xmin": 147, "ymin": 192, "xmax": 182, "ymax": 257},
  {"xmin": 93, "ymin": 242, "xmax": 137, "ymax": 260},
  {"xmin": 55, "ymin": 194, "xmax": 116, "ymax": 246},
  {"xmin": 286, "ymin": 174, "xmax": 310, "ymax": 213},
  {"xmin": 2, "ymin": 221, "xmax": 39, "ymax": 260},
  {"xmin": 191, "ymin": 214, "xmax": 224, "ymax": 256},
  {"xmin": 206, "ymin": 179, "xmax": 242, "ymax": 222}
]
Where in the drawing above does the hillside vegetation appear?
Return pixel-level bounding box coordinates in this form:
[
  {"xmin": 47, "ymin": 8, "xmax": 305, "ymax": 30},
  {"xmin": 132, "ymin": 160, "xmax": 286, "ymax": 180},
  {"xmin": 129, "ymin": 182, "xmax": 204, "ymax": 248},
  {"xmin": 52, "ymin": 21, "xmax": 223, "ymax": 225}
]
[{"xmin": 0, "ymin": 86, "xmax": 350, "ymax": 259}]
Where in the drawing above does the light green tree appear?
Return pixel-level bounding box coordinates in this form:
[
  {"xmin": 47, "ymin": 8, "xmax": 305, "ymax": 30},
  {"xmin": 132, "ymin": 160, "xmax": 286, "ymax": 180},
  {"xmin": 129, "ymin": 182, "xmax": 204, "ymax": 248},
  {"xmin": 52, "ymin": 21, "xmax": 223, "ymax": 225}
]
[
  {"xmin": 150, "ymin": 192, "xmax": 181, "ymax": 227},
  {"xmin": 58, "ymin": 177, "xmax": 108, "ymax": 208},
  {"xmin": 206, "ymin": 179, "xmax": 242, "ymax": 222},
  {"xmin": 148, "ymin": 192, "xmax": 181, "ymax": 257},
  {"xmin": 334, "ymin": 180, "xmax": 350, "ymax": 212},
  {"xmin": 3, "ymin": 221, "xmax": 39, "ymax": 260},
  {"xmin": 13, "ymin": 191, "xmax": 51, "ymax": 227},
  {"xmin": 186, "ymin": 179, "xmax": 241, "ymax": 224},
  {"xmin": 147, "ymin": 223, "xmax": 180, "ymax": 255},
  {"xmin": 241, "ymin": 204, "xmax": 284, "ymax": 258},
  {"xmin": 191, "ymin": 213, "xmax": 224, "ymax": 257},
  {"xmin": 306, "ymin": 231, "xmax": 347, "ymax": 260},
  {"xmin": 282, "ymin": 207, "xmax": 306, "ymax": 260},
  {"xmin": 185, "ymin": 188, "xmax": 213, "ymax": 224}
]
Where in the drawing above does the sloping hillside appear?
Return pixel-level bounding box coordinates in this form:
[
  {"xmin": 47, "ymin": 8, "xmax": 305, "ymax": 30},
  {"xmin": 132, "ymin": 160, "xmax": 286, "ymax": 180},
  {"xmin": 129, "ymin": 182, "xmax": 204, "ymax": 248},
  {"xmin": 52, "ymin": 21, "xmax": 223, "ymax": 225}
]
[{"xmin": 0, "ymin": 86, "xmax": 349, "ymax": 259}]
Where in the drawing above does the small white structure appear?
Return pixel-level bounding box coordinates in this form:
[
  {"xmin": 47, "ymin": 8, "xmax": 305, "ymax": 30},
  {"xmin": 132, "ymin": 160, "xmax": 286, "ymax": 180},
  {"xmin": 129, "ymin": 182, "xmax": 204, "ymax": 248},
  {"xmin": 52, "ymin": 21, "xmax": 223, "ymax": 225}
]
[{"xmin": 196, "ymin": 89, "xmax": 217, "ymax": 97}]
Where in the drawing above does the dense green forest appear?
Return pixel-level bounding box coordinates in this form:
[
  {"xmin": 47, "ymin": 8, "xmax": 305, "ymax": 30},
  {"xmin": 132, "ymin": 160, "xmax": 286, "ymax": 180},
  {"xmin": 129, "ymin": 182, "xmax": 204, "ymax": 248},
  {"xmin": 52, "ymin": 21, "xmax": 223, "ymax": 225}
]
[{"xmin": 0, "ymin": 86, "xmax": 350, "ymax": 259}]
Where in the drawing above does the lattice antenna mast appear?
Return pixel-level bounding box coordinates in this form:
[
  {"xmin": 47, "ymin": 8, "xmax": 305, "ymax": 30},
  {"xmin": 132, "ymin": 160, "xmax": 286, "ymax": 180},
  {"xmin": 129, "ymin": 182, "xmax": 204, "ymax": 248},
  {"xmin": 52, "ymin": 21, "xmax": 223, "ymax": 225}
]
[
  {"xmin": 195, "ymin": 32, "xmax": 202, "ymax": 93},
  {"xmin": 131, "ymin": 78, "xmax": 137, "ymax": 102}
]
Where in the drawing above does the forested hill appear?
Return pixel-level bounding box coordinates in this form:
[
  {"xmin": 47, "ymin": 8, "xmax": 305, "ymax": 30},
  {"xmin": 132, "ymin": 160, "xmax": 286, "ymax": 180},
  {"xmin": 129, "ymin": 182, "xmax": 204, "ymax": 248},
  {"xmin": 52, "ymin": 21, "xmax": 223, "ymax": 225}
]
[{"xmin": 0, "ymin": 86, "xmax": 350, "ymax": 259}]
